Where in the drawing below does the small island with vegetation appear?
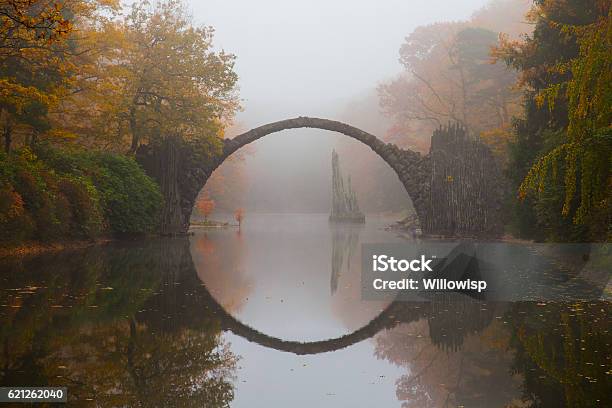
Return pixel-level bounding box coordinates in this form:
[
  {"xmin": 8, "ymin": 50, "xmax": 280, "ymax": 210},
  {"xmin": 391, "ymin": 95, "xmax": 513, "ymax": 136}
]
[
  {"xmin": 189, "ymin": 193, "xmax": 244, "ymax": 229},
  {"xmin": 190, "ymin": 193, "xmax": 228, "ymax": 227}
]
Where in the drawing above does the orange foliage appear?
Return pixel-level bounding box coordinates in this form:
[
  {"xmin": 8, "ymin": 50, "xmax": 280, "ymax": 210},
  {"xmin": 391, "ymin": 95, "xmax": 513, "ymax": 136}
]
[
  {"xmin": 379, "ymin": 0, "xmax": 529, "ymax": 149},
  {"xmin": 201, "ymin": 122, "xmax": 251, "ymax": 211},
  {"xmin": 233, "ymin": 208, "xmax": 244, "ymax": 226},
  {"xmin": 195, "ymin": 193, "xmax": 215, "ymax": 220}
]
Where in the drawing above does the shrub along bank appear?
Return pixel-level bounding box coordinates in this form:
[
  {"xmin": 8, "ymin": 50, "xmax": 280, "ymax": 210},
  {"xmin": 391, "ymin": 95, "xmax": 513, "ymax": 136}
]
[{"xmin": 0, "ymin": 145, "xmax": 163, "ymax": 246}]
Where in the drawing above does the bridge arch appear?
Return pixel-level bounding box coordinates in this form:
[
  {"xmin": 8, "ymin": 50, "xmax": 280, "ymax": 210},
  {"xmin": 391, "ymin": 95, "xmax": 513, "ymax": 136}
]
[
  {"xmin": 195, "ymin": 116, "xmax": 430, "ymax": 229},
  {"xmin": 140, "ymin": 116, "xmax": 502, "ymax": 236}
]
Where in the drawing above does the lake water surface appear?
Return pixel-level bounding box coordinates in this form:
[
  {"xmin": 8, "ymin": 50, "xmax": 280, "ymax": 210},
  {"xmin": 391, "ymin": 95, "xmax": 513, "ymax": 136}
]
[{"xmin": 0, "ymin": 213, "xmax": 610, "ymax": 407}]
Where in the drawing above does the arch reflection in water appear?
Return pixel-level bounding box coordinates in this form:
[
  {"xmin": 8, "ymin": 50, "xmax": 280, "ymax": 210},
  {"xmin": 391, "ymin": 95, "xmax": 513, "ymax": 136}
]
[
  {"xmin": 187, "ymin": 216, "xmax": 611, "ymax": 407},
  {"xmin": 0, "ymin": 236, "xmax": 610, "ymax": 407}
]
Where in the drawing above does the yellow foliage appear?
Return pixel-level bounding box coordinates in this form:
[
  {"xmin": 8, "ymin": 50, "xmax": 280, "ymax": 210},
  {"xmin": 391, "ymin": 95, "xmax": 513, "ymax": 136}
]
[
  {"xmin": 518, "ymin": 5, "xmax": 611, "ymax": 223},
  {"xmin": 480, "ymin": 126, "xmax": 515, "ymax": 166}
]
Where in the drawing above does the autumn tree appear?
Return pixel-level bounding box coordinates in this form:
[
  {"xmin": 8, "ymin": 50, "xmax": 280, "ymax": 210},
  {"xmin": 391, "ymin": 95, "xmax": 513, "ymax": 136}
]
[
  {"xmin": 234, "ymin": 208, "xmax": 243, "ymax": 229},
  {"xmin": 45, "ymin": 0, "xmax": 238, "ymax": 154},
  {"xmin": 379, "ymin": 22, "xmax": 467, "ymax": 146},
  {"xmin": 379, "ymin": 23, "xmax": 520, "ymax": 139},
  {"xmin": 112, "ymin": 0, "xmax": 238, "ymax": 153},
  {"xmin": 496, "ymin": 0, "xmax": 610, "ymax": 241},
  {"xmin": 196, "ymin": 193, "xmax": 215, "ymax": 221},
  {"xmin": 0, "ymin": 0, "xmax": 123, "ymax": 152},
  {"xmin": 45, "ymin": 0, "xmax": 123, "ymax": 147},
  {"xmin": 0, "ymin": 0, "xmax": 73, "ymax": 151},
  {"xmin": 378, "ymin": 0, "xmax": 526, "ymax": 152},
  {"xmin": 517, "ymin": 3, "xmax": 611, "ymax": 236},
  {"xmin": 200, "ymin": 123, "xmax": 251, "ymax": 212}
]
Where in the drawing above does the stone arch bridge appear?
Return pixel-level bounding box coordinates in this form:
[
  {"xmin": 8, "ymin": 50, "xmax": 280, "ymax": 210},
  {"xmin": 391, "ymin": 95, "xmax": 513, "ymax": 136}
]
[{"xmin": 137, "ymin": 117, "xmax": 503, "ymax": 237}]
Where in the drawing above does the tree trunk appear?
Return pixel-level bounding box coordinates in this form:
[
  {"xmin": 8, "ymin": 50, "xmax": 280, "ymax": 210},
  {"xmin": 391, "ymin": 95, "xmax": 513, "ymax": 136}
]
[
  {"xmin": 129, "ymin": 106, "xmax": 139, "ymax": 154},
  {"xmin": 30, "ymin": 130, "xmax": 38, "ymax": 146},
  {"xmin": 158, "ymin": 136, "xmax": 185, "ymax": 235},
  {"xmin": 3, "ymin": 125, "xmax": 12, "ymax": 153}
]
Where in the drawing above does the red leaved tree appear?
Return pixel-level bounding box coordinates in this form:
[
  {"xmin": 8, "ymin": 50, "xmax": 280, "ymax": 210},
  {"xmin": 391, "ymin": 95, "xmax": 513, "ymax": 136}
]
[
  {"xmin": 234, "ymin": 208, "xmax": 244, "ymax": 229},
  {"xmin": 196, "ymin": 194, "xmax": 215, "ymax": 221}
]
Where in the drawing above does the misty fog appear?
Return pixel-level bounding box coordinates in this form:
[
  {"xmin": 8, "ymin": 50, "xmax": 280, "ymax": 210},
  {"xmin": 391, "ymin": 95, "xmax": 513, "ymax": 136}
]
[{"xmin": 193, "ymin": 0, "xmax": 529, "ymax": 213}]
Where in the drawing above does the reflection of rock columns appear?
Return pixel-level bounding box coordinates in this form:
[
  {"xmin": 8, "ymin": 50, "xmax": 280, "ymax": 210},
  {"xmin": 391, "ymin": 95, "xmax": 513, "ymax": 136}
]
[{"xmin": 330, "ymin": 224, "xmax": 362, "ymax": 294}]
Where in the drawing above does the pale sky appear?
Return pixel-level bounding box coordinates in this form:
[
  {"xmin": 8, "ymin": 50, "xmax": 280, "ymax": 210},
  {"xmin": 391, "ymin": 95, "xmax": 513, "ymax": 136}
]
[{"xmin": 187, "ymin": 0, "xmax": 491, "ymax": 125}]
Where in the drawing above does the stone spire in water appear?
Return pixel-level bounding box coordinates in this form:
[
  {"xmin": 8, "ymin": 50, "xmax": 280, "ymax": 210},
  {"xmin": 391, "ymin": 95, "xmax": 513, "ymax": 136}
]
[{"xmin": 330, "ymin": 150, "xmax": 365, "ymax": 223}]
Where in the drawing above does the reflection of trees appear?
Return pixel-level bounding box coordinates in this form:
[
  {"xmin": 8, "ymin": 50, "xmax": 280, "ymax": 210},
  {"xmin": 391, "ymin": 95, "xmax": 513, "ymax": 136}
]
[
  {"xmin": 375, "ymin": 299, "xmax": 612, "ymax": 408},
  {"xmin": 426, "ymin": 294, "xmax": 496, "ymax": 351},
  {"xmin": 126, "ymin": 324, "xmax": 235, "ymax": 408},
  {"xmin": 375, "ymin": 300, "xmax": 522, "ymax": 408},
  {"xmin": 507, "ymin": 302, "xmax": 611, "ymax": 408},
  {"xmin": 40, "ymin": 320, "xmax": 236, "ymax": 407},
  {"xmin": 190, "ymin": 231, "xmax": 252, "ymax": 313},
  {"xmin": 3, "ymin": 240, "xmax": 609, "ymax": 407},
  {"xmin": 330, "ymin": 224, "xmax": 362, "ymax": 293},
  {"xmin": 0, "ymin": 239, "xmax": 238, "ymax": 407}
]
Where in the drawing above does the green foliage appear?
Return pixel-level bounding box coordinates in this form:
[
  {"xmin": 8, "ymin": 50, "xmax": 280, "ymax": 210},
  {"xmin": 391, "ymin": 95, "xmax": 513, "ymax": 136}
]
[
  {"xmin": 0, "ymin": 0, "xmax": 238, "ymax": 243},
  {"xmin": 0, "ymin": 169, "xmax": 34, "ymax": 243},
  {"xmin": 87, "ymin": 153, "xmax": 162, "ymax": 234},
  {"xmin": 508, "ymin": 302, "xmax": 612, "ymax": 407},
  {"xmin": 0, "ymin": 148, "xmax": 97, "ymax": 242},
  {"xmin": 501, "ymin": 0, "xmax": 611, "ymax": 241},
  {"xmin": 520, "ymin": 5, "xmax": 611, "ymax": 226},
  {"xmin": 0, "ymin": 145, "xmax": 162, "ymax": 244}
]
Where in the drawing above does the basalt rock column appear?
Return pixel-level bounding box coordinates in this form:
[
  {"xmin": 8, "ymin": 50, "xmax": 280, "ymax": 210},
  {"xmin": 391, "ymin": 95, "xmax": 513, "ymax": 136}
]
[
  {"xmin": 330, "ymin": 150, "xmax": 365, "ymax": 223},
  {"xmin": 425, "ymin": 124, "xmax": 504, "ymax": 237}
]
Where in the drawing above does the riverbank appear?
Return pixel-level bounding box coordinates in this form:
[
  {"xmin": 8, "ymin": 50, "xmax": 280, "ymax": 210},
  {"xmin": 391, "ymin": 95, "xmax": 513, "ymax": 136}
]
[
  {"xmin": 190, "ymin": 219, "xmax": 232, "ymax": 228},
  {"xmin": 1, "ymin": 145, "xmax": 163, "ymax": 248},
  {"xmin": 387, "ymin": 217, "xmax": 534, "ymax": 243},
  {"xmin": 0, "ymin": 238, "xmax": 113, "ymax": 259},
  {"xmin": 392, "ymin": 228, "xmax": 534, "ymax": 243}
]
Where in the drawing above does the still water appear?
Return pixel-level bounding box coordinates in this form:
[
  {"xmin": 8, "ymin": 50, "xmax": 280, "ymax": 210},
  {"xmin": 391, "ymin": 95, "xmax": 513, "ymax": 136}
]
[{"xmin": 0, "ymin": 214, "xmax": 610, "ymax": 407}]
